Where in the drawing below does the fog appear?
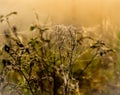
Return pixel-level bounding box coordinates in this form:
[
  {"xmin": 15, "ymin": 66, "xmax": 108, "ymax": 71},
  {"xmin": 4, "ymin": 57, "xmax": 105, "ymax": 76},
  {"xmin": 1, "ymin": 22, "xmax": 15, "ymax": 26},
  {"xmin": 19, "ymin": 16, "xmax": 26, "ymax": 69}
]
[
  {"xmin": 1, "ymin": 1, "xmax": 120, "ymax": 95},
  {"xmin": 0, "ymin": 0, "xmax": 120, "ymax": 29}
]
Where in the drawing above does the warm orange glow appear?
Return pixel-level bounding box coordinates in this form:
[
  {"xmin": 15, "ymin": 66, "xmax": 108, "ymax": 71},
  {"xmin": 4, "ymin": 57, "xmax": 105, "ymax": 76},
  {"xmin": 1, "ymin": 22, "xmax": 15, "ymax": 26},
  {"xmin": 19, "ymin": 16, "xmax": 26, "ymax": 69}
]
[{"xmin": 0, "ymin": 0, "xmax": 120, "ymax": 27}]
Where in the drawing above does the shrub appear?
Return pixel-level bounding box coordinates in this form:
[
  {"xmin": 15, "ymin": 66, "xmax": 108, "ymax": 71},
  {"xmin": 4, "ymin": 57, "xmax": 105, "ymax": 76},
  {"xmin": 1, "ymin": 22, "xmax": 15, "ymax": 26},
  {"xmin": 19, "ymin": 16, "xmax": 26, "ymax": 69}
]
[{"xmin": 0, "ymin": 12, "xmax": 117, "ymax": 95}]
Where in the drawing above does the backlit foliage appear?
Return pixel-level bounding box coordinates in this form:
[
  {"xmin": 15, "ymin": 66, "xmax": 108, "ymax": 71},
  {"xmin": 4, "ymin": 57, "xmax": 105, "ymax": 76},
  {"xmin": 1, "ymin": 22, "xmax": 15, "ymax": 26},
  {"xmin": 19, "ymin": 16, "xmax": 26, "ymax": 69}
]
[{"xmin": 0, "ymin": 12, "xmax": 119, "ymax": 95}]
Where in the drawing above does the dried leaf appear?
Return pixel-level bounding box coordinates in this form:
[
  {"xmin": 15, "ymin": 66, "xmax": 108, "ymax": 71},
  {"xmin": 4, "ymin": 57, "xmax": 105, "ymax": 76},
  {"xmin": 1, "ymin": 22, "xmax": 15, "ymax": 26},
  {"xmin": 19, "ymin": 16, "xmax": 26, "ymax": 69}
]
[
  {"xmin": 4, "ymin": 44, "xmax": 10, "ymax": 53},
  {"xmin": 30, "ymin": 25, "xmax": 37, "ymax": 31},
  {"xmin": 6, "ymin": 11, "xmax": 17, "ymax": 17},
  {"xmin": 0, "ymin": 15, "xmax": 4, "ymax": 19}
]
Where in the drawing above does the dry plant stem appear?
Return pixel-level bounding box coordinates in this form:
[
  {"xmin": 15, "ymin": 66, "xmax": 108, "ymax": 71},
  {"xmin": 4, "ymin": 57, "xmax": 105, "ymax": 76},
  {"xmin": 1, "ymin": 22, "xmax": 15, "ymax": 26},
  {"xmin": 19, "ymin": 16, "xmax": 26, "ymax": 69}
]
[
  {"xmin": 5, "ymin": 17, "xmax": 22, "ymax": 45},
  {"xmin": 10, "ymin": 51, "xmax": 35, "ymax": 95},
  {"xmin": 79, "ymin": 52, "xmax": 98, "ymax": 76},
  {"xmin": 64, "ymin": 32, "xmax": 76, "ymax": 95},
  {"xmin": 53, "ymin": 55, "xmax": 57, "ymax": 95},
  {"xmin": 3, "ymin": 52, "xmax": 35, "ymax": 95},
  {"xmin": 19, "ymin": 69, "xmax": 35, "ymax": 95}
]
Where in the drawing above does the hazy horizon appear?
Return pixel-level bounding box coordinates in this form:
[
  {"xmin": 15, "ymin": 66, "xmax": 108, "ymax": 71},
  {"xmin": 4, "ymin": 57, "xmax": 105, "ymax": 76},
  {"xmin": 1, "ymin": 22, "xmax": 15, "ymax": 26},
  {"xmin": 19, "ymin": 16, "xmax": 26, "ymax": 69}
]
[{"xmin": 0, "ymin": 0, "xmax": 120, "ymax": 30}]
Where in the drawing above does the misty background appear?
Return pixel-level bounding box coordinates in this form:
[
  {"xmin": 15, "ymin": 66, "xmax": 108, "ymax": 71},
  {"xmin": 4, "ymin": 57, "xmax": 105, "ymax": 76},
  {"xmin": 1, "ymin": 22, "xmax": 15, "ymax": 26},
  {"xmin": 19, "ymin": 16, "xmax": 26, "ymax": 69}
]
[{"xmin": 0, "ymin": 0, "xmax": 120, "ymax": 31}]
